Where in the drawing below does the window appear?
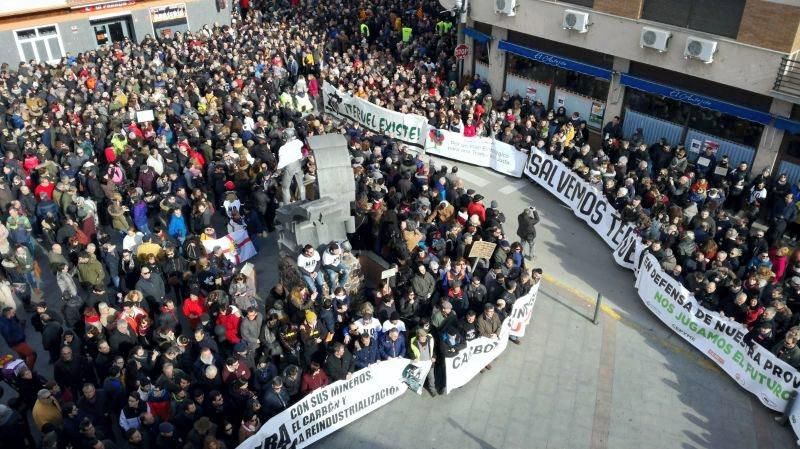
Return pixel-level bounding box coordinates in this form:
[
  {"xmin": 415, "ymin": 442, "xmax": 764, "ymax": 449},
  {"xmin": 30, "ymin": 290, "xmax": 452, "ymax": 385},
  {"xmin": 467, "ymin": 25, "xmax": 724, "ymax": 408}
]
[
  {"xmin": 559, "ymin": 0, "xmax": 594, "ymax": 7},
  {"xmin": 474, "ymin": 21, "xmax": 491, "ymax": 65},
  {"xmin": 506, "ymin": 54, "xmax": 609, "ymax": 101},
  {"xmin": 641, "ymin": 0, "xmax": 746, "ymax": 39},
  {"xmin": 14, "ymin": 25, "xmax": 64, "ymax": 64}
]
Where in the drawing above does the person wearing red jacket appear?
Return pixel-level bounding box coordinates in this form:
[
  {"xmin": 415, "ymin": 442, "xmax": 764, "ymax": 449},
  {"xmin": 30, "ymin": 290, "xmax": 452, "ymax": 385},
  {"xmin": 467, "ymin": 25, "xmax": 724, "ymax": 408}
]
[
  {"xmin": 34, "ymin": 177, "xmax": 55, "ymax": 200},
  {"xmin": 217, "ymin": 306, "xmax": 242, "ymax": 344},
  {"xmin": 300, "ymin": 359, "xmax": 329, "ymax": 396},
  {"xmin": 182, "ymin": 290, "xmax": 207, "ymax": 329},
  {"xmin": 467, "ymin": 194, "xmax": 487, "ymax": 224}
]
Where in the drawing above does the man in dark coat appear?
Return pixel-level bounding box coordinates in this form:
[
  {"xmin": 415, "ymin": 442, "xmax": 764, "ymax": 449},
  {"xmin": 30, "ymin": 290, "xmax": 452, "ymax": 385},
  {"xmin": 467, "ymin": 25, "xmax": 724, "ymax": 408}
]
[
  {"xmin": 516, "ymin": 206, "xmax": 539, "ymax": 260},
  {"xmin": 324, "ymin": 342, "xmax": 355, "ymax": 381}
]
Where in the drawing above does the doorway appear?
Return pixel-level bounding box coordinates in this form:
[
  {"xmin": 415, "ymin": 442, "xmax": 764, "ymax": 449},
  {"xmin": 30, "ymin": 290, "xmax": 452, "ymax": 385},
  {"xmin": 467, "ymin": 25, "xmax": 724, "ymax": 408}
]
[{"xmin": 90, "ymin": 16, "xmax": 135, "ymax": 46}]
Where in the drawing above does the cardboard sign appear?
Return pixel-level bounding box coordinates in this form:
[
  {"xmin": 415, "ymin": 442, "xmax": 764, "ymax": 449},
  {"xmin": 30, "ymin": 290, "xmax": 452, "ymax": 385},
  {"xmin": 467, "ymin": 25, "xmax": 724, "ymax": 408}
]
[
  {"xmin": 468, "ymin": 241, "xmax": 497, "ymax": 260},
  {"xmin": 136, "ymin": 109, "xmax": 155, "ymax": 123}
]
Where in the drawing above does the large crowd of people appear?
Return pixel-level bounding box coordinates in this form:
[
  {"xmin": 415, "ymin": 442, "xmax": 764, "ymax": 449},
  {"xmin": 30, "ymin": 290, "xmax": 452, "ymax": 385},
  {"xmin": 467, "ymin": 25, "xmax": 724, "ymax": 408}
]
[
  {"xmin": 0, "ymin": 1, "xmax": 548, "ymax": 449},
  {"xmin": 0, "ymin": 0, "xmax": 798, "ymax": 448}
]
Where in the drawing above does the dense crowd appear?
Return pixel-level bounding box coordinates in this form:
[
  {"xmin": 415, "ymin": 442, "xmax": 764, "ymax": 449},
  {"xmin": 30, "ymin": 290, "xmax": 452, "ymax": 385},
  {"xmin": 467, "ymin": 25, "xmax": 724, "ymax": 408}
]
[
  {"xmin": 0, "ymin": 1, "xmax": 550, "ymax": 449},
  {"xmin": 3, "ymin": 0, "xmax": 796, "ymax": 447}
]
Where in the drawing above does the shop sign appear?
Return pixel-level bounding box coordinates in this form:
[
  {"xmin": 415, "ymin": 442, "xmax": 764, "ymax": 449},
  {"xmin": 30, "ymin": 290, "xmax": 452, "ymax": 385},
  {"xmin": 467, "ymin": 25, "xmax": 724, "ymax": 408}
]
[{"xmin": 150, "ymin": 3, "xmax": 187, "ymax": 24}]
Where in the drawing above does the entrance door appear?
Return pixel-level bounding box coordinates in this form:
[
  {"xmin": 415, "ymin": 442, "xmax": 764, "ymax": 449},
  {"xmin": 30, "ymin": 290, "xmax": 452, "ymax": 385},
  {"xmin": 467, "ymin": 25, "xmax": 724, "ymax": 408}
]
[
  {"xmin": 91, "ymin": 16, "xmax": 135, "ymax": 46},
  {"xmin": 108, "ymin": 22, "xmax": 126, "ymax": 42}
]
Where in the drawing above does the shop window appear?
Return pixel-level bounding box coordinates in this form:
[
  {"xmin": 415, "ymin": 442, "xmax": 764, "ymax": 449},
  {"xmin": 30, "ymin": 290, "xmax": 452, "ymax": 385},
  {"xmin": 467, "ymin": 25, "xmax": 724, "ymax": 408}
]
[
  {"xmin": 687, "ymin": 110, "xmax": 762, "ymax": 147},
  {"xmin": 506, "ymin": 54, "xmax": 609, "ymax": 101},
  {"xmin": 641, "ymin": 0, "xmax": 745, "ymax": 39},
  {"xmin": 559, "ymin": 0, "xmax": 594, "ymax": 7},
  {"xmin": 624, "ymin": 88, "xmax": 690, "ymax": 124}
]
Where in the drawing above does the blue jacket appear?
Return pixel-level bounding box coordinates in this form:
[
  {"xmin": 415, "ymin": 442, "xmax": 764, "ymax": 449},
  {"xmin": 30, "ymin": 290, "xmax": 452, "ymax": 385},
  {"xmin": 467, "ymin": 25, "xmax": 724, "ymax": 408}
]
[
  {"xmin": 0, "ymin": 315, "xmax": 26, "ymax": 346},
  {"xmin": 132, "ymin": 202, "xmax": 148, "ymax": 227},
  {"xmin": 168, "ymin": 215, "xmax": 187, "ymax": 239},
  {"xmin": 378, "ymin": 334, "xmax": 406, "ymax": 360},
  {"xmin": 354, "ymin": 341, "xmax": 380, "ymax": 370}
]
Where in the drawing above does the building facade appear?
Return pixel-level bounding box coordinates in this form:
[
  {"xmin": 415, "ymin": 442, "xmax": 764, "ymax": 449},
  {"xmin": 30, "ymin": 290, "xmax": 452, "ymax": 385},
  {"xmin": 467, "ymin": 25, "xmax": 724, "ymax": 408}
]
[
  {"xmin": 464, "ymin": 0, "xmax": 800, "ymax": 180},
  {"xmin": 0, "ymin": 0, "xmax": 231, "ymax": 66}
]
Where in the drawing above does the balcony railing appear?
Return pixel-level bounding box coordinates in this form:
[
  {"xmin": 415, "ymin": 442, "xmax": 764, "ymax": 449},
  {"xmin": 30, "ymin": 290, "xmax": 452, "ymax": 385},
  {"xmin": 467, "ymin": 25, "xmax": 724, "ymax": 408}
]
[{"xmin": 774, "ymin": 54, "xmax": 800, "ymax": 99}]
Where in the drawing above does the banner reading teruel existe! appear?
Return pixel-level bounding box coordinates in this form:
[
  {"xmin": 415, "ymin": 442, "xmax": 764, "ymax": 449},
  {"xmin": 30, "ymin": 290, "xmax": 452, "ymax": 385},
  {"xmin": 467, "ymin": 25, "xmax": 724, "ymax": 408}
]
[{"xmin": 322, "ymin": 83, "xmax": 428, "ymax": 147}]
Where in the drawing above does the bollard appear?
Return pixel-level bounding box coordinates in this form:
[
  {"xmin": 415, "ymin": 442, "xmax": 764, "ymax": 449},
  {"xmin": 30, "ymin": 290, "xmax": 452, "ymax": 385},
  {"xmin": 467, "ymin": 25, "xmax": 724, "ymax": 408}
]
[{"xmin": 592, "ymin": 293, "xmax": 603, "ymax": 325}]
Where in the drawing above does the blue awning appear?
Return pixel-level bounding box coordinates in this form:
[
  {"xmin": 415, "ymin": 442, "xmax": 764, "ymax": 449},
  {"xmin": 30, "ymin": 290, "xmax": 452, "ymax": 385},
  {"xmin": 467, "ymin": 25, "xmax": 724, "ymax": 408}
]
[
  {"xmin": 775, "ymin": 117, "xmax": 800, "ymax": 134},
  {"xmin": 463, "ymin": 27, "xmax": 492, "ymax": 44},
  {"xmin": 497, "ymin": 40, "xmax": 612, "ymax": 80},
  {"xmin": 619, "ymin": 74, "xmax": 772, "ymax": 125}
]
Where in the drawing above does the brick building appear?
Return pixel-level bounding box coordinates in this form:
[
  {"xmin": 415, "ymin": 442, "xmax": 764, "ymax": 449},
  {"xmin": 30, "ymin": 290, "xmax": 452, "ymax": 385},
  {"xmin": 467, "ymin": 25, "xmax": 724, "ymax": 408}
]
[{"xmin": 464, "ymin": 0, "xmax": 800, "ymax": 178}]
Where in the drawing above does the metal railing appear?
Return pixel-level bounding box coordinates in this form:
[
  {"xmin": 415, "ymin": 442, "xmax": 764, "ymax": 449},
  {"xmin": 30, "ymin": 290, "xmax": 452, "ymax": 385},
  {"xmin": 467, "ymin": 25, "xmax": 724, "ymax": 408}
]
[{"xmin": 774, "ymin": 54, "xmax": 800, "ymax": 98}]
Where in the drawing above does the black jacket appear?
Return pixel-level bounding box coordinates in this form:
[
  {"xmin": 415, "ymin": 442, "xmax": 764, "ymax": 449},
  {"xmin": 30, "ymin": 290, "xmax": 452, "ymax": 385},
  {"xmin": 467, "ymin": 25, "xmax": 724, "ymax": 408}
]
[
  {"xmin": 324, "ymin": 350, "xmax": 355, "ymax": 381},
  {"xmin": 517, "ymin": 209, "xmax": 539, "ymax": 241}
]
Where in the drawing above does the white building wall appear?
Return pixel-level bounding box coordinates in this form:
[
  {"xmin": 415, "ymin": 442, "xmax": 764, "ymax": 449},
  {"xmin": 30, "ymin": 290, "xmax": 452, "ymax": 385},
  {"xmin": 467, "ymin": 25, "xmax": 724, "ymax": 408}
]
[{"xmin": 471, "ymin": 0, "xmax": 785, "ymax": 96}]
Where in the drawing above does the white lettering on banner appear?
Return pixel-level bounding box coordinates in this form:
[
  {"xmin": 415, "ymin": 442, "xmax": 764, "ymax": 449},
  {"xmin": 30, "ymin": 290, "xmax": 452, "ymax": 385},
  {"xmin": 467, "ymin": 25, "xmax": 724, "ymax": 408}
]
[
  {"xmin": 425, "ymin": 128, "xmax": 528, "ymax": 178},
  {"xmin": 321, "ymin": 83, "xmax": 427, "ymax": 147},
  {"xmin": 638, "ymin": 253, "xmax": 800, "ymax": 408},
  {"xmin": 237, "ymin": 359, "xmax": 431, "ymax": 449},
  {"xmin": 445, "ymin": 288, "xmax": 539, "ymax": 393},
  {"xmin": 524, "ymin": 147, "xmax": 800, "ymax": 441},
  {"xmin": 524, "ymin": 150, "xmax": 636, "ymax": 268}
]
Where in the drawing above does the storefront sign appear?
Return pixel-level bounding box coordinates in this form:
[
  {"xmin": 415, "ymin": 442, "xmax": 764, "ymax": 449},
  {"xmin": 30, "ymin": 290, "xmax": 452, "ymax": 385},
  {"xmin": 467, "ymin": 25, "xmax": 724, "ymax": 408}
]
[
  {"xmin": 322, "ymin": 83, "xmax": 427, "ymax": 147},
  {"xmin": 150, "ymin": 3, "xmax": 187, "ymax": 23},
  {"xmin": 498, "ymin": 40, "xmax": 612, "ymax": 81},
  {"xmin": 619, "ymin": 74, "xmax": 772, "ymax": 125},
  {"xmin": 69, "ymin": 0, "xmax": 135, "ymax": 12},
  {"xmin": 424, "ymin": 128, "xmax": 528, "ymax": 178}
]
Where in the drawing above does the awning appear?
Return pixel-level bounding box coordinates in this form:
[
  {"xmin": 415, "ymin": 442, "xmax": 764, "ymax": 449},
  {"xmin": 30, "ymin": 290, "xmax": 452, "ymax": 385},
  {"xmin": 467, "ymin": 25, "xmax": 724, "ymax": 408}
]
[
  {"xmin": 463, "ymin": 27, "xmax": 492, "ymax": 44},
  {"xmin": 497, "ymin": 40, "xmax": 612, "ymax": 80},
  {"xmin": 619, "ymin": 74, "xmax": 772, "ymax": 125},
  {"xmin": 775, "ymin": 117, "xmax": 800, "ymax": 135}
]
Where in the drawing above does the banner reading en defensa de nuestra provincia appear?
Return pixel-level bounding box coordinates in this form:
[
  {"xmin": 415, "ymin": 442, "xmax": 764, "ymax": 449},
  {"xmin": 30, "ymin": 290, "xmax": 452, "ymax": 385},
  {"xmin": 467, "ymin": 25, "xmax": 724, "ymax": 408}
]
[
  {"xmin": 322, "ymin": 82, "xmax": 428, "ymax": 148},
  {"xmin": 636, "ymin": 252, "xmax": 800, "ymax": 411},
  {"xmin": 237, "ymin": 358, "xmax": 431, "ymax": 449}
]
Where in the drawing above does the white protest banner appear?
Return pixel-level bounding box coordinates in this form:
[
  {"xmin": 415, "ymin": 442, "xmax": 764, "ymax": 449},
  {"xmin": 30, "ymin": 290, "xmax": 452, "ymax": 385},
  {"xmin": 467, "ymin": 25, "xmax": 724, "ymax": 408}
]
[
  {"xmin": 508, "ymin": 282, "xmax": 540, "ymax": 338},
  {"xmin": 445, "ymin": 321, "xmax": 510, "ymax": 394},
  {"xmin": 202, "ymin": 229, "xmax": 257, "ymax": 264},
  {"xmin": 524, "ymin": 149, "xmax": 637, "ymax": 269},
  {"xmin": 445, "ymin": 286, "xmax": 540, "ymax": 392},
  {"xmin": 425, "ymin": 128, "xmax": 528, "ymax": 178},
  {"xmin": 523, "ymin": 147, "xmax": 800, "ymax": 440},
  {"xmin": 237, "ymin": 358, "xmax": 431, "ymax": 449},
  {"xmin": 322, "ymin": 83, "xmax": 427, "ymax": 147},
  {"xmin": 636, "ymin": 252, "xmax": 800, "ymax": 412},
  {"xmin": 136, "ymin": 109, "xmax": 155, "ymax": 123}
]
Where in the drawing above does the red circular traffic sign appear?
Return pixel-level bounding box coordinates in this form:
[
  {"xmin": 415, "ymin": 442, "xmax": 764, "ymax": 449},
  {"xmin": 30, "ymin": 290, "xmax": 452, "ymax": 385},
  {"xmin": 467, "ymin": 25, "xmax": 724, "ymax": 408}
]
[{"xmin": 454, "ymin": 44, "xmax": 469, "ymax": 60}]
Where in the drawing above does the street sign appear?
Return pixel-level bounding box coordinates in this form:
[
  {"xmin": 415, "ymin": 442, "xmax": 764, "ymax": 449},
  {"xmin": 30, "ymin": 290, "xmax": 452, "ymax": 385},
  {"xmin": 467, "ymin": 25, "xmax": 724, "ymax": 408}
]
[{"xmin": 454, "ymin": 44, "xmax": 469, "ymax": 60}]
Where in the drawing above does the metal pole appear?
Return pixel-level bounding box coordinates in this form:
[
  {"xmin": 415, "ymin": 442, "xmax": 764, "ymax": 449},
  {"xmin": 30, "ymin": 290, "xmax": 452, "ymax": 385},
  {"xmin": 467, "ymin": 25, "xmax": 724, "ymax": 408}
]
[{"xmin": 592, "ymin": 292, "xmax": 603, "ymax": 325}]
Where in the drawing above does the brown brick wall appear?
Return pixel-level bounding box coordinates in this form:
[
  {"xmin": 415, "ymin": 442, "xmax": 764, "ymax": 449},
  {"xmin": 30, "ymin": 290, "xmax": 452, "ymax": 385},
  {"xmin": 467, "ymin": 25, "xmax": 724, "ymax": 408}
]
[
  {"xmin": 738, "ymin": 0, "xmax": 800, "ymax": 53},
  {"xmin": 593, "ymin": 0, "xmax": 642, "ymax": 19}
]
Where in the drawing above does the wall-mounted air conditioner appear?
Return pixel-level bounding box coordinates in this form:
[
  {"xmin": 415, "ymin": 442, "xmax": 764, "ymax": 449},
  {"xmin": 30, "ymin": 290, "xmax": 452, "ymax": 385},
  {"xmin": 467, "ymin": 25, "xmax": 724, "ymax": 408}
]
[
  {"xmin": 684, "ymin": 36, "xmax": 717, "ymax": 63},
  {"xmin": 640, "ymin": 26, "xmax": 671, "ymax": 52},
  {"xmin": 563, "ymin": 9, "xmax": 590, "ymax": 33}
]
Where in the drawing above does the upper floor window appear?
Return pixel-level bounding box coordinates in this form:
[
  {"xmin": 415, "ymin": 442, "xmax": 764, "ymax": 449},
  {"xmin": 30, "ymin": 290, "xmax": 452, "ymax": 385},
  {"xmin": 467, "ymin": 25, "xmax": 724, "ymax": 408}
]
[
  {"xmin": 641, "ymin": 0, "xmax": 746, "ymax": 39},
  {"xmin": 559, "ymin": 0, "xmax": 594, "ymax": 7}
]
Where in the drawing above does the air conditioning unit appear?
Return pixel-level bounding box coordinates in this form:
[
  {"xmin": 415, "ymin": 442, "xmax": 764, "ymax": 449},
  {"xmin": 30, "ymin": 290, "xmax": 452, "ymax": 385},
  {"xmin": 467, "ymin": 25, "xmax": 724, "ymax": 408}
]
[
  {"xmin": 495, "ymin": 0, "xmax": 517, "ymax": 16},
  {"xmin": 640, "ymin": 26, "xmax": 671, "ymax": 52},
  {"xmin": 684, "ymin": 36, "xmax": 717, "ymax": 63},
  {"xmin": 563, "ymin": 9, "xmax": 590, "ymax": 33}
]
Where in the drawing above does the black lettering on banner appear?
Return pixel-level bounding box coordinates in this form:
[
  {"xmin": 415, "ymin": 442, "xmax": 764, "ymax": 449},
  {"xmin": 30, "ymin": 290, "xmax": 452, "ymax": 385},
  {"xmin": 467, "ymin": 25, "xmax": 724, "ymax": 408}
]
[
  {"xmin": 258, "ymin": 424, "xmax": 296, "ymax": 449},
  {"xmin": 527, "ymin": 153, "xmax": 543, "ymax": 177}
]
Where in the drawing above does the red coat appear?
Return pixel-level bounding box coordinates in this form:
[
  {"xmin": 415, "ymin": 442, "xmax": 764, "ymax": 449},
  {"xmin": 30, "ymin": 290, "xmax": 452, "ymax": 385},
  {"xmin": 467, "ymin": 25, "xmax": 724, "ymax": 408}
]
[
  {"xmin": 217, "ymin": 311, "xmax": 242, "ymax": 344},
  {"xmin": 34, "ymin": 182, "xmax": 55, "ymax": 200},
  {"xmin": 467, "ymin": 201, "xmax": 486, "ymax": 224},
  {"xmin": 300, "ymin": 370, "xmax": 329, "ymax": 395},
  {"xmin": 182, "ymin": 297, "xmax": 208, "ymax": 328}
]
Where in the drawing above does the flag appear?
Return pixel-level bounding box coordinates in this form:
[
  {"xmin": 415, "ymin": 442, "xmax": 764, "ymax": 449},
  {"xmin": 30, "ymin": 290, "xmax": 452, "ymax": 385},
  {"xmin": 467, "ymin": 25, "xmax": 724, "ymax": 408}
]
[{"xmin": 202, "ymin": 230, "xmax": 257, "ymax": 264}]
